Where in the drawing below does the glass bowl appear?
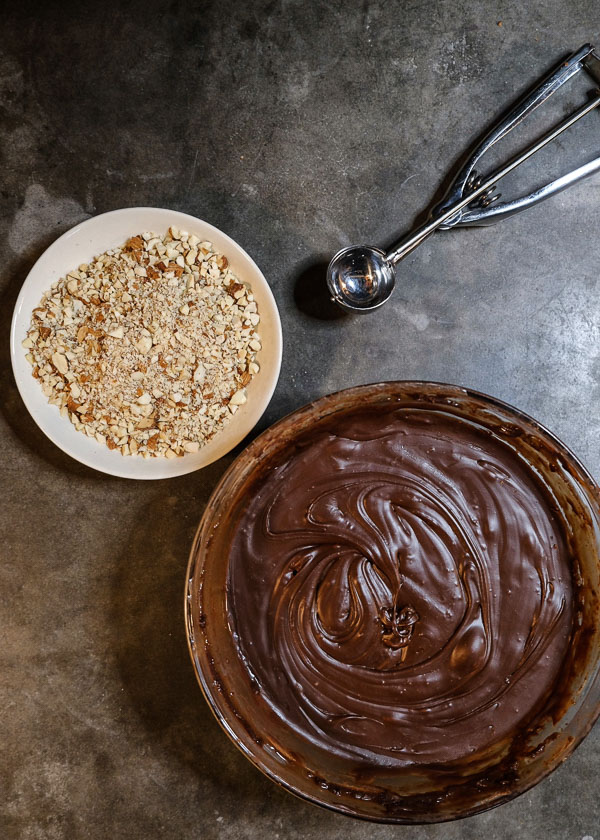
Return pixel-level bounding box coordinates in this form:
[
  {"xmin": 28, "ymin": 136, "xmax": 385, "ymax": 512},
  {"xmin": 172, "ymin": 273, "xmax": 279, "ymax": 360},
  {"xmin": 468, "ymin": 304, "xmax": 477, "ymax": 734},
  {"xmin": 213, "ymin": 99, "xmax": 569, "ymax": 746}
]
[{"xmin": 185, "ymin": 382, "xmax": 600, "ymax": 823}]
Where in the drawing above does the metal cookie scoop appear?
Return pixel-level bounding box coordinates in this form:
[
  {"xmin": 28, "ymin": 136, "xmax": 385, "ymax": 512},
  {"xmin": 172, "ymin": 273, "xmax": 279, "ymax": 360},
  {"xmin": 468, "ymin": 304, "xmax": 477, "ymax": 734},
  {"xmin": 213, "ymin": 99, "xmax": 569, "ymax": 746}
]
[{"xmin": 327, "ymin": 44, "xmax": 600, "ymax": 312}]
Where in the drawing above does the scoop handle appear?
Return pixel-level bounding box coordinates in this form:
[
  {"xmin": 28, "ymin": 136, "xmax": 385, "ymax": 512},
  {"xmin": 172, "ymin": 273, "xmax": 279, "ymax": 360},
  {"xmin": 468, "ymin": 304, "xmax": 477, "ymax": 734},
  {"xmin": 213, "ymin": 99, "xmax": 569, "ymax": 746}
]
[
  {"xmin": 434, "ymin": 44, "xmax": 597, "ymax": 223},
  {"xmin": 386, "ymin": 93, "xmax": 600, "ymax": 265},
  {"xmin": 440, "ymin": 155, "xmax": 600, "ymax": 227}
]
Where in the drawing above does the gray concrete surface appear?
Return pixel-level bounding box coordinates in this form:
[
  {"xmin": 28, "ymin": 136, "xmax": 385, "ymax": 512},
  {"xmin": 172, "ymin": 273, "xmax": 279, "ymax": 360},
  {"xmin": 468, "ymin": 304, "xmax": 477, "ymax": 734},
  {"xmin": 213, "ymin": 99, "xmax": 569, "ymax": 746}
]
[{"xmin": 1, "ymin": 1, "xmax": 599, "ymax": 838}]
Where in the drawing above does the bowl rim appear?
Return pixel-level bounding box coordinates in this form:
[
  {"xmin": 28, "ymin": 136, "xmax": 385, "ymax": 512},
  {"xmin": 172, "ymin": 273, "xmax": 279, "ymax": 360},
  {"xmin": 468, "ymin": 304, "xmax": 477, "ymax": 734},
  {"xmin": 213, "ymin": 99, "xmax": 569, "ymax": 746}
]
[
  {"xmin": 10, "ymin": 206, "xmax": 283, "ymax": 479},
  {"xmin": 185, "ymin": 380, "xmax": 600, "ymax": 823}
]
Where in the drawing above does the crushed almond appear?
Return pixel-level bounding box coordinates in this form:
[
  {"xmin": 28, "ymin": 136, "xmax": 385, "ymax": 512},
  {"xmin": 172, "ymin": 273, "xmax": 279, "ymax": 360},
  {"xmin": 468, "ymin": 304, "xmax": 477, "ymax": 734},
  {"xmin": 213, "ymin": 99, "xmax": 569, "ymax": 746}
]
[{"xmin": 24, "ymin": 229, "xmax": 262, "ymax": 457}]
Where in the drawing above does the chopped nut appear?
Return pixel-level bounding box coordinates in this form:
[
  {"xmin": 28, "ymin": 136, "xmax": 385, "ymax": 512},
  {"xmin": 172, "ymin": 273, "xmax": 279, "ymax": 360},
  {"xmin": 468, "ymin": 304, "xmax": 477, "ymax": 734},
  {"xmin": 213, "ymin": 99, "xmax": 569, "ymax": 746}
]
[
  {"xmin": 174, "ymin": 330, "xmax": 192, "ymax": 348},
  {"xmin": 135, "ymin": 335, "xmax": 153, "ymax": 354},
  {"xmin": 136, "ymin": 417, "xmax": 155, "ymax": 429},
  {"xmin": 193, "ymin": 362, "xmax": 206, "ymax": 383},
  {"xmin": 126, "ymin": 235, "xmax": 144, "ymax": 251},
  {"xmin": 51, "ymin": 352, "xmax": 69, "ymax": 375},
  {"xmin": 230, "ymin": 389, "xmax": 247, "ymax": 406}
]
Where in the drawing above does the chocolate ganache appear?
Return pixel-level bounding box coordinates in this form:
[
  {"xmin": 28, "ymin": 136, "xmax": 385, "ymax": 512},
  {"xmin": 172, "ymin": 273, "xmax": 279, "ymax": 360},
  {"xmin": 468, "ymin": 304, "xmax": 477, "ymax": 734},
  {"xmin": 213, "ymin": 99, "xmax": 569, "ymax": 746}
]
[{"xmin": 227, "ymin": 406, "xmax": 573, "ymax": 767}]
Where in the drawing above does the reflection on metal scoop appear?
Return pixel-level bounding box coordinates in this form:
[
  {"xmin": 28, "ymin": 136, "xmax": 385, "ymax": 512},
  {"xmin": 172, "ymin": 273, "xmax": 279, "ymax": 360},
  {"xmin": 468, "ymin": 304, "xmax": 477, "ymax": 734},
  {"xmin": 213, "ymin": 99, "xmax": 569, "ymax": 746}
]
[
  {"xmin": 327, "ymin": 246, "xmax": 394, "ymax": 311},
  {"xmin": 327, "ymin": 44, "xmax": 600, "ymax": 313}
]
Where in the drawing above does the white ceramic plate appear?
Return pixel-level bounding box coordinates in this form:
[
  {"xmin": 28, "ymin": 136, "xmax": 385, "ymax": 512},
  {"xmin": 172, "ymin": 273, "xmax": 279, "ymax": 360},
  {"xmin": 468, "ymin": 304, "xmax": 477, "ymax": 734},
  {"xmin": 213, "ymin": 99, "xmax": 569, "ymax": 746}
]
[{"xmin": 10, "ymin": 207, "xmax": 283, "ymax": 479}]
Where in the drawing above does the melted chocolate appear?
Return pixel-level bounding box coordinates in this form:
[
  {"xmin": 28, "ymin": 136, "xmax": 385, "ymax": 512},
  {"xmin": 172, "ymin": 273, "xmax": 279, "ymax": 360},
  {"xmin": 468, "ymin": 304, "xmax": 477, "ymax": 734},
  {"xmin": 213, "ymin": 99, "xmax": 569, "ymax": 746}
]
[{"xmin": 227, "ymin": 407, "xmax": 573, "ymax": 767}]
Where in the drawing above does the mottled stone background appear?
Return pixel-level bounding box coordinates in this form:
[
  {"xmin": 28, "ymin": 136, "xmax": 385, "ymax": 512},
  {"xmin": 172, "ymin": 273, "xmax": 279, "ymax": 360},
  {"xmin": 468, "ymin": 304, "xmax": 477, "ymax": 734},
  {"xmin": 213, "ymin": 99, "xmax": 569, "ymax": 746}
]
[{"xmin": 1, "ymin": 1, "xmax": 599, "ymax": 838}]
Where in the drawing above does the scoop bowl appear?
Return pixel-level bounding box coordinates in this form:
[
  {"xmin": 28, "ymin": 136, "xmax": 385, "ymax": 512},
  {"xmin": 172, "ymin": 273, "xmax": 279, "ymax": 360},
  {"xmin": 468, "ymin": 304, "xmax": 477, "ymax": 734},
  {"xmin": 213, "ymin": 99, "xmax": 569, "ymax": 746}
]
[{"xmin": 326, "ymin": 245, "xmax": 395, "ymax": 312}]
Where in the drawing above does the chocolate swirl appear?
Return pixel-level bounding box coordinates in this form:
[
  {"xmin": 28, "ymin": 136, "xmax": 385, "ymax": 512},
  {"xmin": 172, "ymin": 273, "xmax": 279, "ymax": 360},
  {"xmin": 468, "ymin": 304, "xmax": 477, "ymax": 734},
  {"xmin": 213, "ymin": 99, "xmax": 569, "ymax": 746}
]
[{"xmin": 228, "ymin": 408, "xmax": 573, "ymax": 766}]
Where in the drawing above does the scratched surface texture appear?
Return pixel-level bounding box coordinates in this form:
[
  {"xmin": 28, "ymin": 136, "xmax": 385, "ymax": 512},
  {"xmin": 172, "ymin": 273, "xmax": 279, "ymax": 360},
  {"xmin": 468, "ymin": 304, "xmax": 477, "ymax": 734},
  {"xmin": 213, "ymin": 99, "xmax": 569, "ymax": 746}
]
[{"xmin": 1, "ymin": 1, "xmax": 599, "ymax": 838}]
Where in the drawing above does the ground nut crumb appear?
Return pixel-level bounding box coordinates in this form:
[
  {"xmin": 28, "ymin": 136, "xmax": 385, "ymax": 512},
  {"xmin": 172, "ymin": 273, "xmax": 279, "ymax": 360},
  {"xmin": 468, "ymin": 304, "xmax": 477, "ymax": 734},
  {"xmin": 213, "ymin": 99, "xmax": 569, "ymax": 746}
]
[{"xmin": 25, "ymin": 230, "xmax": 262, "ymax": 457}]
